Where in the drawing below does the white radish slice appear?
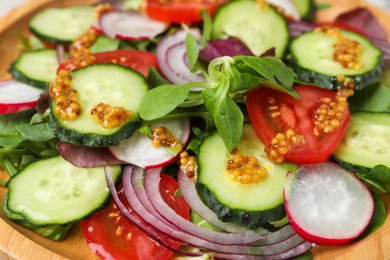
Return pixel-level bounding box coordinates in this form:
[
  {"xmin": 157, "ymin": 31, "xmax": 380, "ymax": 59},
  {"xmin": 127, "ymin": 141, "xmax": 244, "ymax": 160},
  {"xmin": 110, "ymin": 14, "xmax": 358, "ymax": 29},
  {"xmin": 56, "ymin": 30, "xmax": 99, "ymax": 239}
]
[
  {"xmin": 99, "ymin": 10, "xmax": 168, "ymax": 40},
  {"xmin": 284, "ymin": 161, "xmax": 374, "ymax": 246},
  {"xmin": 0, "ymin": 80, "xmax": 44, "ymax": 114},
  {"xmin": 156, "ymin": 29, "xmax": 205, "ymax": 85},
  {"xmin": 267, "ymin": 0, "xmax": 300, "ymax": 20},
  {"xmin": 109, "ymin": 118, "xmax": 191, "ymax": 169}
]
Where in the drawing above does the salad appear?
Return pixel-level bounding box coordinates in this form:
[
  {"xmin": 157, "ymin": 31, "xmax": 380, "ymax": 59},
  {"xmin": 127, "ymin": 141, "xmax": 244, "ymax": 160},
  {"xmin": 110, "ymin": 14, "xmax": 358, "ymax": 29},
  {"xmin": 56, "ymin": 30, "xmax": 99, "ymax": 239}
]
[{"xmin": 0, "ymin": 0, "xmax": 390, "ymax": 259}]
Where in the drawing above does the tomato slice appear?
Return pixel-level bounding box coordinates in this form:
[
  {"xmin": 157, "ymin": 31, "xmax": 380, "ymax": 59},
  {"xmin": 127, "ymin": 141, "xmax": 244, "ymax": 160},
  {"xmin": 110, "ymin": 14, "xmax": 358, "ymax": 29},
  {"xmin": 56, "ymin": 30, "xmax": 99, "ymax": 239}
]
[
  {"xmin": 58, "ymin": 50, "xmax": 158, "ymax": 77},
  {"xmin": 80, "ymin": 173, "xmax": 190, "ymax": 260},
  {"xmin": 246, "ymin": 85, "xmax": 351, "ymax": 164},
  {"xmin": 145, "ymin": 0, "xmax": 227, "ymax": 24}
]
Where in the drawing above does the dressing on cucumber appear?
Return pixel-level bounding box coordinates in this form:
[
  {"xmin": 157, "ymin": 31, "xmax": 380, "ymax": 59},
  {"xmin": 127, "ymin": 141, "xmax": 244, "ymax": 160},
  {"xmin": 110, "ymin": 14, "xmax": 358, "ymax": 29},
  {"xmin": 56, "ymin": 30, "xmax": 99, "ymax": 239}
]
[
  {"xmin": 211, "ymin": 0, "xmax": 290, "ymax": 58},
  {"xmin": 196, "ymin": 124, "xmax": 288, "ymax": 228},
  {"xmin": 5, "ymin": 155, "xmax": 122, "ymax": 227},
  {"xmin": 8, "ymin": 49, "xmax": 59, "ymax": 89},
  {"xmin": 50, "ymin": 63, "xmax": 148, "ymax": 147},
  {"xmin": 333, "ymin": 112, "xmax": 390, "ymax": 169},
  {"xmin": 290, "ymin": 28, "xmax": 383, "ymax": 90}
]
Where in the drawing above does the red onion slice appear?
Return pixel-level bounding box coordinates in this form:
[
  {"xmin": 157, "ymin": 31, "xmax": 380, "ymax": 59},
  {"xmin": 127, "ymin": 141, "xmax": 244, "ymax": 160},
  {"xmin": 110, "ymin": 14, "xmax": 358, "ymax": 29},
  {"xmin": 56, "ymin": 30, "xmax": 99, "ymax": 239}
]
[
  {"xmin": 143, "ymin": 168, "xmax": 313, "ymax": 257},
  {"xmin": 156, "ymin": 29, "xmax": 205, "ymax": 85},
  {"xmin": 104, "ymin": 166, "xmax": 201, "ymax": 257},
  {"xmin": 131, "ymin": 167, "xmax": 263, "ymax": 245},
  {"xmin": 56, "ymin": 45, "xmax": 66, "ymax": 64},
  {"xmin": 109, "ymin": 166, "xmax": 313, "ymax": 258},
  {"xmin": 99, "ymin": 11, "xmax": 168, "ymax": 40}
]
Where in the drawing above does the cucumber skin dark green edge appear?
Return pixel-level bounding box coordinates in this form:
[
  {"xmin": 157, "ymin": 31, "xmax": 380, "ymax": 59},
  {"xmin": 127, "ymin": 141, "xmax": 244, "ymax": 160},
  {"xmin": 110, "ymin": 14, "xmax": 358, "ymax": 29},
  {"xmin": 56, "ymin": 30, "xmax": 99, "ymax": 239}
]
[
  {"xmin": 290, "ymin": 56, "xmax": 384, "ymax": 90},
  {"xmin": 196, "ymin": 182, "xmax": 286, "ymax": 229},
  {"xmin": 8, "ymin": 61, "xmax": 50, "ymax": 90},
  {"xmin": 49, "ymin": 112, "xmax": 142, "ymax": 147},
  {"xmin": 28, "ymin": 24, "xmax": 73, "ymax": 45},
  {"xmin": 2, "ymin": 194, "xmax": 72, "ymax": 241}
]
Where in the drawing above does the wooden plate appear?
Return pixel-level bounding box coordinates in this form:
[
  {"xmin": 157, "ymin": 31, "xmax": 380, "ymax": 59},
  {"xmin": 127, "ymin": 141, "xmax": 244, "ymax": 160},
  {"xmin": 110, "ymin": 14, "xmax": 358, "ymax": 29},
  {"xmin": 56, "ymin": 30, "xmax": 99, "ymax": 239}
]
[{"xmin": 0, "ymin": 0, "xmax": 389, "ymax": 259}]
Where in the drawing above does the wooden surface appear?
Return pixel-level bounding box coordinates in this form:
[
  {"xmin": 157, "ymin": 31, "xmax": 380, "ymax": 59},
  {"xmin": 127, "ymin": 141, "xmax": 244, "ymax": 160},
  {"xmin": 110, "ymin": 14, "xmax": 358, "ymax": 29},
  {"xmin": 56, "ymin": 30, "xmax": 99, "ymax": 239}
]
[{"xmin": 0, "ymin": 0, "xmax": 390, "ymax": 259}]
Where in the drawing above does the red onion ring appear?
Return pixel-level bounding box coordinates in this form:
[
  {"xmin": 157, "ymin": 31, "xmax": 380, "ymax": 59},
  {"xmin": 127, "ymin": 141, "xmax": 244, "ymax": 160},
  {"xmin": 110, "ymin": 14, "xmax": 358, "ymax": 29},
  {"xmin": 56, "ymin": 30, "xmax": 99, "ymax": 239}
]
[
  {"xmin": 143, "ymin": 167, "xmax": 313, "ymax": 257},
  {"xmin": 130, "ymin": 167, "xmax": 263, "ymax": 246},
  {"xmin": 104, "ymin": 166, "xmax": 201, "ymax": 257},
  {"xmin": 156, "ymin": 29, "xmax": 205, "ymax": 85},
  {"xmin": 56, "ymin": 45, "xmax": 66, "ymax": 64}
]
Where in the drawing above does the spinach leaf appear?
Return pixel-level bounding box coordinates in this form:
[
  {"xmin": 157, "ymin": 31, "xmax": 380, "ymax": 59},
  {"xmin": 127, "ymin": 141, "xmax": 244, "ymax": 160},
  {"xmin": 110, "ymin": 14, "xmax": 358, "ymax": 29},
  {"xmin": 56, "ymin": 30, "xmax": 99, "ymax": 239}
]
[
  {"xmin": 349, "ymin": 83, "xmax": 390, "ymax": 113},
  {"xmin": 0, "ymin": 136, "xmax": 25, "ymax": 149},
  {"xmin": 0, "ymin": 110, "xmax": 35, "ymax": 134},
  {"xmin": 358, "ymin": 192, "xmax": 386, "ymax": 239},
  {"xmin": 186, "ymin": 33, "xmax": 200, "ymax": 71},
  {"xmin": 139, "ymin": 84, "xmax": 191, "ymax": 120},
  {"xmin": 90, "ymin": 35, "xmax": 120, "ymax": 53},
  {"xmin": 201, "ymin": 9, "xmax": 212, "ymax": 47},
  {"xmin": 147, "ymin": 67, "xmax": 170, "ymax": 89},
  {"xmin": 234, "ymin": 56, "xmax": 295, "ymax": 89},
  {"xmin": 202, "ymin": 75, "xmax": 243, "ymax": 151},
  {"xmin": 16, "ymin": 122, "xmax": 56, "ymax": 142}
]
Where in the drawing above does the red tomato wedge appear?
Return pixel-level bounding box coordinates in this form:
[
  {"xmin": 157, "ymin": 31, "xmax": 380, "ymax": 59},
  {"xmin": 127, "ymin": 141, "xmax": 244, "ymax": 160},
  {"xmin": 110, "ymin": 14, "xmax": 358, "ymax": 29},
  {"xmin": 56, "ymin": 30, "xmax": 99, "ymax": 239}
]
[
  {"xmin": 246, "ymin": 85, "xmax": 350, "ymax": 164},
  {"xmin": 58, "ymin": 50, "xmax": 158, "ymax": 77},
  {"xmin": 80, "ymin": 173, "xmax": 190, "ymax": 260},
  {"xmin": 145, "ymin": 0, "xmax": 227, "ymax": 24}
]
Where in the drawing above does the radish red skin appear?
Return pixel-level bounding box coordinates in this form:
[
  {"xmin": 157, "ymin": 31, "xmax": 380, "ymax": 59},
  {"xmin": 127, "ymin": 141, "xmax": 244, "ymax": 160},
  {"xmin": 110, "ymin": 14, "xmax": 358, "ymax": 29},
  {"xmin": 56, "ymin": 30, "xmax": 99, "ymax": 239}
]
[
  {"xmin": 0, "ymin": 80, "xmax": 43, "ymax": 114},
  {"xmin": 283, "ymin": 162, "xmax": 374, "ymax": 246}
]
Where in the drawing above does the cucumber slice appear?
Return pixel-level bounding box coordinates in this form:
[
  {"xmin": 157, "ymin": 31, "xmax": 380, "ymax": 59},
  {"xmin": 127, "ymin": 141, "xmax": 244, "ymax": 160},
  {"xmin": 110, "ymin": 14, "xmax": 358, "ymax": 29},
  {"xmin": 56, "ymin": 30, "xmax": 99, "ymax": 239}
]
[
  {"xmin": 290, "ymin": 29, "xmax": 383, "ymax": 90},
  {"xmin": 292, "ymin": 0, "xmax": 315, "ymax": 21},
  {"xmin": 50, "ymin": 64, "xmax": 148, "ymax": 147},
  {"xmin": 211, "ymin": 0, "xmax": 289, "ymax": 58},
  {"xmin": 333, "ymin": 112, "xmax": 390, "ymax": 169},
  {"xmin": 6, "ymin": 155, "xmax": 122, "ymax": 226},
  {"xmin": 29, "ymin": 6, "xmax": 94, "ymax": 44},
  {"xmin": 2, "ymin": 194, "xmax": 72, "ymax": 241},
  {"xmin": 196, "ymin": 124, "xmax": 287, "ymax": 228},
  {"xmin": 8, "ymin": 49, "xmax": 59, "ymax": 89}
]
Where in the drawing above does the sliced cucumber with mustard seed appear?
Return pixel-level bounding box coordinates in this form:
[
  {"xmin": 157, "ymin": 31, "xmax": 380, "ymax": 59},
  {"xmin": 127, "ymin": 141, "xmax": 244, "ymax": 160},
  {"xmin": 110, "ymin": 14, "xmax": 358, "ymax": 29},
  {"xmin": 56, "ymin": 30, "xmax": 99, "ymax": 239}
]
[
  {"xmin": 49, "ymin": 64, "xmax": 148, "ymax": 147},
  {"xmin": 290, "ymin": 29, "xmax": 383, "ymax": 90},
  {"xmin": 196, "ymin": 124, "xmax": 288, "ymax": 229},
  {"xmin": 29, "ymin": 6, "xmax": 94, "ymax": 45},
  {"xmin": 8, "ymin": 49, "xmax": 59, "ymax": 89}
]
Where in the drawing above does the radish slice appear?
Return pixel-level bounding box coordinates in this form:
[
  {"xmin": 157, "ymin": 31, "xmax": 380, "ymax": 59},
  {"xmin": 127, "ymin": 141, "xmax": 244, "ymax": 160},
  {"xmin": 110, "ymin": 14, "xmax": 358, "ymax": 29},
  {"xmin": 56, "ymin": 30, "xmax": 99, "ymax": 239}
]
[
  {"xmin": 156, "ymin": 29, "xmax": 205, "ymax": 85},
  {"xmin": 284, "ymin": 161, "xmax": 374, "ymax": 246},
  {"xmin": 99, "ymin": 10, "xmax": 168, "ymax": 40},
  {"xmin": 267, "ymin": 0, "xmax": 300, "ymax": 20},
  {"xmin": 0, "ymin": 80, "xmax": 43, "ymax": 114},
  {"xmin": 109, "ymin": 118, "xmax": 191, "ymax": 169}
]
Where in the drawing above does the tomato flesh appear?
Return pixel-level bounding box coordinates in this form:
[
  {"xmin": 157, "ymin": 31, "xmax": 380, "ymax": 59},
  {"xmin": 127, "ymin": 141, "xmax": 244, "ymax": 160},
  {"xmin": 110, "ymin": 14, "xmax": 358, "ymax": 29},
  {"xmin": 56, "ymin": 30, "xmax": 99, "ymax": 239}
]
[
  {"xmin": 246, "ymin": 85, "xmax": 350, "ymax": 164},
  {"xmin": 58, "ymin": 50, "xmax": 158, "ymax": 77},
  {"xmin": 81, "ymin": 173, "xmax": 190, "ymax": 260},
  {"xmin": 145, "ymin": 0, "xmax": 227, "ymax": 24}
]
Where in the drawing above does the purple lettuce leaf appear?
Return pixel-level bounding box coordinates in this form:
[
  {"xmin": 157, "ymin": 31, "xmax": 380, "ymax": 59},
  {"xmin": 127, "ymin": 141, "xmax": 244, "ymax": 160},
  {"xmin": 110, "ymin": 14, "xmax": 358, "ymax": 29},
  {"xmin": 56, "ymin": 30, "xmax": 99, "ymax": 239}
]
[
  {"xmin": 57, "ymin": 142, "xmax": 126, "ymax": 168},
  {"xmin": 199, "ymin": 37, "xmax": 253, "ymax": 62}
]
